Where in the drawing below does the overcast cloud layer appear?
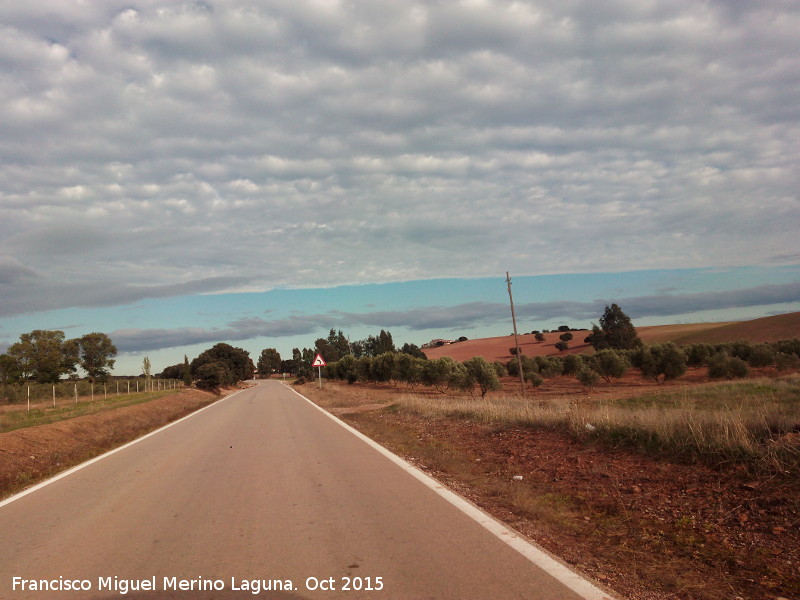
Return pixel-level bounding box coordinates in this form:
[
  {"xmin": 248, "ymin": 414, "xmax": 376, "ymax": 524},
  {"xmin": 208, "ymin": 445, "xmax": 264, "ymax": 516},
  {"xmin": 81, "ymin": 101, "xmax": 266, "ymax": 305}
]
[{"xmin": 1, "ymin": 1, "xmax": 799, "ymax": 317}]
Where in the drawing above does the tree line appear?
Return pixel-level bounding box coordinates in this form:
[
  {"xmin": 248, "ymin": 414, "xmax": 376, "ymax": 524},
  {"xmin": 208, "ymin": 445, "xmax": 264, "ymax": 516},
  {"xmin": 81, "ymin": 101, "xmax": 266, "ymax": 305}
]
[
  {"xmin": 295, "ymin": 304, "xmax": 800, "ymax": 394},
  {"xmin": 0, "ymin": 330, "xmax": 117, "ymax": 384}
]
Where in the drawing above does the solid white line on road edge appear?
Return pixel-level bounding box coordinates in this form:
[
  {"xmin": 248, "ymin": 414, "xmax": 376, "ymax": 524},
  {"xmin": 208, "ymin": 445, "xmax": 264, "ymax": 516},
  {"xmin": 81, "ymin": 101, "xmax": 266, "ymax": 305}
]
[
  {"xmin": 0, "ymin": 388, "xmax": 249, "ymax": 511},
  {"xmin": 285, "ymin": 383, "xmax": 619, "ymax": 600}
]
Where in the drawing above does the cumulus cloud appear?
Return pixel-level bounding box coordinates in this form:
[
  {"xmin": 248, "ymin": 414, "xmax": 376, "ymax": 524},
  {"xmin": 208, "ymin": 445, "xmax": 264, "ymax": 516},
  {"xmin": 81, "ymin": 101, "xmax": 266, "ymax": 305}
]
[{"xmin": 0, "ymin": 1, "xmax": 798, "ymax": 316}]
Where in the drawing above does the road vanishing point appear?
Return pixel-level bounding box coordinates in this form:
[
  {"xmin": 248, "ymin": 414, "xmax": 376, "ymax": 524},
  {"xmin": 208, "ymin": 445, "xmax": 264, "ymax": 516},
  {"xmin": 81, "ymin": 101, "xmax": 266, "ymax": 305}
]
[{"xmin": 0, "ymin": 380, "xmax": 618, "ymax": 599}]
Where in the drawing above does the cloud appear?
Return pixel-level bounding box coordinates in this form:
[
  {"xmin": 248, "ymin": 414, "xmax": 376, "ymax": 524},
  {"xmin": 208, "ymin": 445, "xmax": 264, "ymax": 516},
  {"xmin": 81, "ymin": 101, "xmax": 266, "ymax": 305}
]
[
  {"xmin": 110, "ymin": 280, "xmax": 800, "ymax": 353},
  {"xmin": 0, "ymin": 265, "xmax": 250, "ymax": 317},
  {"xmin": 0, "ymin": 1, "xmax": 798, "ymax": 318}
]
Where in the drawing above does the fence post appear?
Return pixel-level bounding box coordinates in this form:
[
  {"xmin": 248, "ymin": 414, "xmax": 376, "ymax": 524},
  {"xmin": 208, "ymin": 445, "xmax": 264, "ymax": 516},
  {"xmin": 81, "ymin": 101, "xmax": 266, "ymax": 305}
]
[
  {"xmin": 52, "ymin": 385, "xmax": 55, "ymax": 408},
  {"xmin": 27, "ymin": 386, "xmax": 30, "ymax": 412},
  {"xmin": 74, "ymin": 383, "xmax": 77, "ymax": 404}
]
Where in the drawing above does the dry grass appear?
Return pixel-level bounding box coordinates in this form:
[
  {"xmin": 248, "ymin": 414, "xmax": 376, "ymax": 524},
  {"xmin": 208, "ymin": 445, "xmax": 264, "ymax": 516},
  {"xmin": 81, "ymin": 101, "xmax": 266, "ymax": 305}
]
[
  {"xmin": 0, "ymin": 390, "xmax": 181, "ymax": 434},
  {"xmin": 386, "ymin": 375, "xmax": 800, "ymax": 474}
]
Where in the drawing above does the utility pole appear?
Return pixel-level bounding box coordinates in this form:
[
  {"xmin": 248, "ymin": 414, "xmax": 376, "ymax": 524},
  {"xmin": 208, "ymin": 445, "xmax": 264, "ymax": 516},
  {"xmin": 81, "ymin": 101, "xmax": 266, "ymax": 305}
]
[{"xmin": 506, "ymin": 272, "xmax": 526, "ymax": 395}]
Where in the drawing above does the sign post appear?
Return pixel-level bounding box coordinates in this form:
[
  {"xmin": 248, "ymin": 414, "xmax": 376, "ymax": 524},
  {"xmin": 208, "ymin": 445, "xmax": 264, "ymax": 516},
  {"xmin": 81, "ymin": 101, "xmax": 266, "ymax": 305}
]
[{"xmin": 312, "ymin": 354, "xmax": 327, "ymax": 389}]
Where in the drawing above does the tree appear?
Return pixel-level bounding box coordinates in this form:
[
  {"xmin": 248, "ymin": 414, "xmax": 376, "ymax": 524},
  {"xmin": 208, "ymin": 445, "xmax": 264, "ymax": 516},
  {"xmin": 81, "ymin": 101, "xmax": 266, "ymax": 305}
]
[
  {"xmin": 588, "ymin": 304, "xmax": 642, "ymax": 350},
  {"xmin": 536, "ymin": 355, "xmax": 563, "ymax": 378},
  {"xmin": 392, "ymin": 353, "xmax": 425, "ymax": 387},
  {"xmin": 78, "ymin": 332, "xmax": 117, "ymax": 382},
  {"xmin": 7, "ymin": 330, "xmax": 79, "ymax": 383},
  {"xmin": 576, "ymin": 367, "xmax": 599, "ymax": 389},
  {"xmin": 559, "ymin": 332, "xmax": 573, "ymax": 343},
  {"xmin": 592, "ymin": 349, "xmax": 629, "ymax": 383},
  {"xmin": 315, "ymin": 329, "xmax": 349, "ymax": 363},
  {"xmin": 463, "ymin": 357, "xmax": 501, "ymax": 397},
  {"xmin": 562, "ymin": 354, "xmax": 583, "ymax": 376},
  {"xmin": 360, "ymin": 330, "xmax": 395, "ymax": 357},
  {"xmin": 0, "ymin": 354, "xmax": 21, "ymax": 384},
  {"xmin": 632, "ymin": 343, "xmax": 687, "ymax": 383},
  {"xmin": 400, "ymin": 343, "xmax": 426, "ymax": 359},
  {"xmin": 183, "ymin": 355, "xmax": 192, "ymax": 386},
  {"xmin": 554, "ymin": 341, "xmax": 569, "ymax": 352},
  {"xmin": 534, "ymin": 332, "xmax": 545, "ymax": 343},
  {"xmin": 142, "ymin": 356, "xmax": 152, "ymax": 389},
  {"xmin": 257, "ymin": 348, "xmax": 282, "ymax": 377},
  {"xmin": 370, "ymin": 352, "xmax": 396, "ymax": 383},
  {"xmin": 191, "ymin": 343, "xmax": 254, "ymax": 384},
  {"xmin": 158, "ymin": 363, "xmax": 185, "ymax": 379},
  {"xmin": 421, "ymin": 357, "xmax": 461, "ymax": 393},
  {"xmin": 195, "ymin": 361, "xmax": 232, "ymax": 391}
]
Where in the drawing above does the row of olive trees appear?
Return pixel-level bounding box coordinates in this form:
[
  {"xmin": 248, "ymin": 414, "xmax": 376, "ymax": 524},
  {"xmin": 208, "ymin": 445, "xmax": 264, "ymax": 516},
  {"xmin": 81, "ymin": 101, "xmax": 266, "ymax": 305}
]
[
  {"xmin": 508, "ymin": 338, "xmax": 800, "ymax": 389},
  {"xmin": 322, "ymin": 337, "xmax": 800, "ymax": 396},
  {"xmin": 321, "ymin": 353, "xmax": 504, "ymax": 398}
]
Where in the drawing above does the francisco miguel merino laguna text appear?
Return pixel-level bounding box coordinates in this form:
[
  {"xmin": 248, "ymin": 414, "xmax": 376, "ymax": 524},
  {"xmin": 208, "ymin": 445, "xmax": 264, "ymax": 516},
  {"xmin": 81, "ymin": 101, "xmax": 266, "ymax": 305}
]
[{"xmin": 12, "ymin": 575, "xmax": 296, "ymax": 594}]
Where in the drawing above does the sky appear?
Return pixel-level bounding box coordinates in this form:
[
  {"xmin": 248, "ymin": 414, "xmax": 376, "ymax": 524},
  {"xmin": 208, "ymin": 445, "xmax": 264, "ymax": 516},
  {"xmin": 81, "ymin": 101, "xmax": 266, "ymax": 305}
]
[{"xmin": 0, "ymin": 0, "xmax": 798, "ymax": 375}]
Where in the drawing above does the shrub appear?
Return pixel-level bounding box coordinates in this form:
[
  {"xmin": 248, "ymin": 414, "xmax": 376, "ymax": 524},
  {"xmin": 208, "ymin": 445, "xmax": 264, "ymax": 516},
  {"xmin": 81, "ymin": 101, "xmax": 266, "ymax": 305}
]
[
  {"xmin": 773, "ymin": 338, "xmax": 800, "ymax": 357},
  {"xmin": 685, "ymin": 343, "xmax": 714, "ymax": 368},
  {"xmin": 775, "ymin": 352, "xmax": 800, "ymax": 372},
  {"xmin": 747, "ymin": 343, "xmax": 776, "ymax": 368},
  {"xmin": 708, "ymin": 354, "xmax": 749, "ymax": 379}
]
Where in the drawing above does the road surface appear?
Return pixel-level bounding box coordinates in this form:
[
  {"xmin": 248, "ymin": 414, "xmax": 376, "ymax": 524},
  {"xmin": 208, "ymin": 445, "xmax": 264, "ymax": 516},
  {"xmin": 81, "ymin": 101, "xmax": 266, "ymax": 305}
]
[{"xmin": 0, "ymin": 381, "xmax": 615, "ymax": 599}]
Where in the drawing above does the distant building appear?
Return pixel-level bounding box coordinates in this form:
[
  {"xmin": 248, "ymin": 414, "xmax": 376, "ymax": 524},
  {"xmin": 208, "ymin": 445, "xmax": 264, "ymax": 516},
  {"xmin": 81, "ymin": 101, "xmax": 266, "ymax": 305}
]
[{"xmin": 422, "ymin": 339, "xmax": 454, "ymax": 349}]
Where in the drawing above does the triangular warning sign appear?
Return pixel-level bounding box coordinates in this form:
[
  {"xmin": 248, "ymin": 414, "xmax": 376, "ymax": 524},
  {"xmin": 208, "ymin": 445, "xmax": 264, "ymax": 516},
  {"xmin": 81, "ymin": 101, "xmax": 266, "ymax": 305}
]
[{"xmin": 312, "ymin": 354, "xmax": 326, "ymax": 367}]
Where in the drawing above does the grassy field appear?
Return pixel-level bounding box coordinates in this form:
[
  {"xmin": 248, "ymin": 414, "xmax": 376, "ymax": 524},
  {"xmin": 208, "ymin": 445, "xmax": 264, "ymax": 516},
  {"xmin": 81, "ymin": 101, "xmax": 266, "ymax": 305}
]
[
  {"xmin": 0, "ymin": 389, "xmax": 184, "ymax": 434},
  {"xmin": 379, "ymin": 375, "xmax": 800, "ymax": 474}
]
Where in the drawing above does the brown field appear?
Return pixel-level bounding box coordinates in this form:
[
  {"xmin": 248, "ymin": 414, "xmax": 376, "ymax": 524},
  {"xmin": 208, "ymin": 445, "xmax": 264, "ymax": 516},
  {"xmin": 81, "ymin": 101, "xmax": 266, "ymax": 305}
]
[
  {"xmin": 423, "ymin": 330, "xmax": 593, "ymax": 362},
  {"xmin": 423, "ymin": 311, "xmax": 800, "ymax": 363}
]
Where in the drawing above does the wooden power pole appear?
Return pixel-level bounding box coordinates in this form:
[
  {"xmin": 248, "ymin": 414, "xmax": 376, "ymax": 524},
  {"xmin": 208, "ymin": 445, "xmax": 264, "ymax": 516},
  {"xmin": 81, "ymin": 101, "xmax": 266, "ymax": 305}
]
[{"xmin": 506, "ymin": 272, "xmax": 526, "ymax": 395}]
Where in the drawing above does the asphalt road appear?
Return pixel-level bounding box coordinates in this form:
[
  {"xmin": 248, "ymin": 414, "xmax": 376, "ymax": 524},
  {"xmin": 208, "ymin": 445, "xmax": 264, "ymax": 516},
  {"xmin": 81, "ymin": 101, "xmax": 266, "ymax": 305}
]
[{"xmin": 0, "ymin": 381, "xmax": 615, "ymax": 599}]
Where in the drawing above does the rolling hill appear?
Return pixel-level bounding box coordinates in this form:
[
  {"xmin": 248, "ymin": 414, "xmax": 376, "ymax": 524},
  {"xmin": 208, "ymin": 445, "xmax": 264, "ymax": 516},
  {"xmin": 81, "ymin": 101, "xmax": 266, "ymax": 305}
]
[{"xmin": 422, "ymin": 311, "xmax": 800, "ymax": 363}]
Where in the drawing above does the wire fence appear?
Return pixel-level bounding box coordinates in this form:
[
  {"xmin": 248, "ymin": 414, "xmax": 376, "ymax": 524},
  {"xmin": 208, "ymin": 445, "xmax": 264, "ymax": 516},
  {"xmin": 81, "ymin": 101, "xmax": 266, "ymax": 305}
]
[{"xmin": 0, "ymin": 379, "xmax": 184, "ymax": 406}]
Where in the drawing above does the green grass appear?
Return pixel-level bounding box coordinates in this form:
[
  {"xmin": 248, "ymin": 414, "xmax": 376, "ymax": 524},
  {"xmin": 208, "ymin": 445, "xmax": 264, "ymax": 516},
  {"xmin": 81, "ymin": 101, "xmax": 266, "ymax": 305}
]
[{"xmin": 0, "ymin": 391, "xmax": 178, "ymax": 434}]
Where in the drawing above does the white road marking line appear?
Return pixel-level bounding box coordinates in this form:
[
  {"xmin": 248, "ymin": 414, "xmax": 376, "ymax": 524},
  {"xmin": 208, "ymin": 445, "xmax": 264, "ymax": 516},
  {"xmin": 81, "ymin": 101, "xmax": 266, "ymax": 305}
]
[
  {"xmin": 0, "ymin": 388, "xmax": 247, "ymax": 510},
  {"xmin": 286, "ymin": 383, "xmax": 619, "ymax": 600}
]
